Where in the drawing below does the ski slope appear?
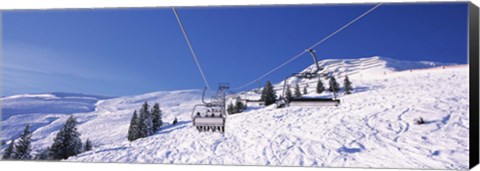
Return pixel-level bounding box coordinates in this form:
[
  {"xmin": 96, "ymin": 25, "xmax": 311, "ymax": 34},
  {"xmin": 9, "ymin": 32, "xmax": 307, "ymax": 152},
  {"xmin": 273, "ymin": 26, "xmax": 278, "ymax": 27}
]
[{"xmin": 0, "ymin": 57, "xmax": 469, "ymax": 170}]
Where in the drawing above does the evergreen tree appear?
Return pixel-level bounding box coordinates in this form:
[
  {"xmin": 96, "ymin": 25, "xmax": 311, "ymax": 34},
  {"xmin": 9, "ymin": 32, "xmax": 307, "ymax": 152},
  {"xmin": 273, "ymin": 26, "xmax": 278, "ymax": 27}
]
[
  {"xmin": 15, "ymin": 124, "xmax": 32, "ymax": 160},
  {"xmin": 285, "ymin": 85, "xmax": 293, "ymax": 102},
  {"xmin": 235, "ymin": 101, "xmax": 246, "ymax": 113},
  {"xmin": 344, "ymin": 75, "xmax": 353, "ymax": 95},
  {"xmin": 50, "ymin": 116, "xmax": 83, "ymax": 160},
  {"xmin": 316, "ymin": 79, "xmax": 325, "ymax": 94},
  {"xmin": 172, "ymin": 117, "xmax": 178, "ymax": 125},
  {"xmin": 328, "ymin": 76, "xmax": 340, "ymax": 93},
  {"xmin": 227, "ymin": 102, "xmax": 235, "ymax": 114},
  {"xmin": 294, "ymin": 84, "xmax": 302, "ymax": 99},
  {"xmin": 329, "ymin": 76, "xmax": 340, "ymax": 98},
  {"xmin": 260, "ymin": 81, "xmax": 277, "ymax": 106},
  {"xmin": 138, "ymin": 101, "xmax": 153, "ymax": 137},
  {"xmin": 2, "ymin": 139, "xmax": 16, "ymax": 160},
  {"xmin": 303, "ymin": 86, "xmax": 308, "ymax": 95},
  {"xmin": 84, "ymin": 139, "xmax": 92, "ymax": 151},
  {"xmin": 127, "ymin": 110, "xmax": 140, "ymax": 141},
  {"xmin": 151, "ymin": 103, "xmax": 163, "ymax": 131}
]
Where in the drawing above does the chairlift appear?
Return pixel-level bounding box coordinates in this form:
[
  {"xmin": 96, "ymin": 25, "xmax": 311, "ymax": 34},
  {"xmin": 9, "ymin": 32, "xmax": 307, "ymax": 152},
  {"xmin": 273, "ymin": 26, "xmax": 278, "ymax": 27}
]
[
  {"xmin": 277, "ymin": 49, "xmax": 341, "ymax": 109},
  {"xmin": 191, "ymin": 84, "xmax": 230, "ymax": 133},
  {"xmin": 277, "ymin": 73, "xmax": 340, "ymax": 108},
  {"xmin": 307, "ymin": 49, "xmax": 324, "ymax": 73}
]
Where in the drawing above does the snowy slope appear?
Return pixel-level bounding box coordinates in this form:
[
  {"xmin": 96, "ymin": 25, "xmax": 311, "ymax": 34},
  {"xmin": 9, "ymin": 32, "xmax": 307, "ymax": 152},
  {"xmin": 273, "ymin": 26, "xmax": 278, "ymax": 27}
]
[
  {"xmin": 243, "ymin": 56, "xmax": 450, "ymax": 100},
  {"xmin": 1, "ymin": 90, "xmax": 203, "ymax": 149},
  {"xmin": 1, "ymin": 93, "xmax": 110, "ymax": 142},
  {"xmin": 0, "ymin": 57, "xmax": 469, "ymax": 170},
  {"xmin": 1, "ymin": 92, "xmax": 110, "ymax": 120}
]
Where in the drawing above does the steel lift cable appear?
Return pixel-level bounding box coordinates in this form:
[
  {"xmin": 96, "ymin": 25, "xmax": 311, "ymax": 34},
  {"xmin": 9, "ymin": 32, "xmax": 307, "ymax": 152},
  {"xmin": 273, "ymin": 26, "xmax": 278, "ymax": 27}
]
[
  {"xmin": 172, "ymin": 7, "xmax": 211, "ymax": 90},
  {"xmin": 233, "ymin": 3, "xmax": 382, "ymax": 91}
]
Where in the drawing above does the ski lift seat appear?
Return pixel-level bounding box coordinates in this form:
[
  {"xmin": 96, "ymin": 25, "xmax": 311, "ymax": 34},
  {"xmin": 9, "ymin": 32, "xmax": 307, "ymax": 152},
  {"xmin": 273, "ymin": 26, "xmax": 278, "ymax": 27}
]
[
  {"xmin": 193, "ymin": 117, "xmax": 225, "ymax": 127},
  {"xmin": 288, "ymin": 98, "xmax": 340, "ymax": 107}
]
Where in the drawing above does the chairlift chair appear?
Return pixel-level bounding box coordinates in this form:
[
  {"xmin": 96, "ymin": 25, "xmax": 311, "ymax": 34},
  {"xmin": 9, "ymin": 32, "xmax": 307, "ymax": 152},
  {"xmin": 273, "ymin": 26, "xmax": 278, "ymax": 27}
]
[
  {"xmin": 191, "ymin": 84, "xmax": 230, "ymax": 133},
  {"xmin": 277, "ymin": 73, "xmax": 340, "ymax": 108},
  {"xmin": 277, "ymin": 49, "xmax": 341, "ymax": 108}
]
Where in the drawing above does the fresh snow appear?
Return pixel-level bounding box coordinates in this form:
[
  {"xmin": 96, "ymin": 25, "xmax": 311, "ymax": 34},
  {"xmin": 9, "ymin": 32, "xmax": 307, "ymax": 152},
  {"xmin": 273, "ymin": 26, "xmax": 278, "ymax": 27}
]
[
  {"xmin": 1, "ymin": 92, "xmax": 110, "ymax": 120},
  {"xmin": 0, "ymin": 56, "xmax": 468, "ymax": 170}
]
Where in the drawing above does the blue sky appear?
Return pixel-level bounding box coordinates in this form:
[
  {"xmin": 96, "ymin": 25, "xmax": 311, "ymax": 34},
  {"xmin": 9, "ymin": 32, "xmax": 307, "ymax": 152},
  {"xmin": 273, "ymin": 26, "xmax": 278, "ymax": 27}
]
[{"xmin": 2, "ymin": 2, "xmax": 469, "ymax": 96}]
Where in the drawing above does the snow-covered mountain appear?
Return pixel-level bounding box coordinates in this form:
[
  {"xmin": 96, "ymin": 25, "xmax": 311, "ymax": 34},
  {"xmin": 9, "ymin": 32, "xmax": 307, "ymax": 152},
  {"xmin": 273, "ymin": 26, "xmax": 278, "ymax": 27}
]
[
  {"xmin": 244, "ymin": 56, "xmax": 451, "ymax": 100},
  {"xmin": 1, "ymin": 92, "xmax": 110, "ymax": 120},
  {"xmin": 0, "ymin": 56, "xmax": 469, "ymax": 169}
]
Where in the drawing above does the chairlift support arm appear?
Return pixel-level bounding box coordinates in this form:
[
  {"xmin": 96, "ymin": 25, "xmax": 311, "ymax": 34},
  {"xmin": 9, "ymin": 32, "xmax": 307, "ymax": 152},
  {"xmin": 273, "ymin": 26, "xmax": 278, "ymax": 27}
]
[{"xmin": 308, "ymin": 49, "xmax": 321, "ymax": 73}]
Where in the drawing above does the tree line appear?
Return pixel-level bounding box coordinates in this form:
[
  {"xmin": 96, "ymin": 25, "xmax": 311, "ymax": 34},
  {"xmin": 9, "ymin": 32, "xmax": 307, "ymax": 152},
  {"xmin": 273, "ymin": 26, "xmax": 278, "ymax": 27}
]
[
  {"xmin": 260, "ymin": 75, "xmax": 353, "ymax": 105},
  {"xmin": 227, "ymin": 100, "xmax": 247, "ymax": 115},
  {"xmin": 2, "ymin": 101, "xmax": 167, "ymax": 160},
  {"xmin": 127, "ymin": 102, "xmax": 163, "ymax": 141},
  {"xmin": 2, "ymin": 116, "xmax": 93, "ymax": 160}
]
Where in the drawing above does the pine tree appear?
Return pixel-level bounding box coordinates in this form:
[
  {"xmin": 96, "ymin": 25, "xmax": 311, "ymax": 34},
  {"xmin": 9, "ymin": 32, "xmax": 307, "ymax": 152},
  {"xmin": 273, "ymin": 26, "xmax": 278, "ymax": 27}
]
[
  {"xmin": 285, "ymin": 85, "xmax": 293, "ymax": 102},
  {"xmin": 235, "ymin": 101, "xmax": 246, "ymax": 113},
  {"xmin": 260, "ymin": 81, "xmax": 277, "ymax": 106},
  {"xmin": 151, "ymin": 103, "xmax": 163, "ymax": 131},
  {"xmin": 303, "ymin": 86, "xmax": 308, "ymax": 95},
  {"xmin": 84, "ymin": 139, "xmax": 92, "ymax": 151},
  {"xmin": 50, "ymin": 115, "xmax": 83, "ymax": 160},
  {"xmin": 294, "ymin": 84, "xmax": 302, "ymax": 99},
  {"xmin": 172, "ymin": 117, "xmax": 178, "ymax": 125},
  {"xmin": 344, "ymin": 75, "xmax": 353, "ymax": 95},
  {"xmin": 329, "ymin": 76, "xmax": 340, "ymax": 98},
  {"xmin": 227, "ymin": 102, "xmax": 235, "ymax": 114},
  {"xmin": 2, "ymin": 139, "xmax": 16, "ymax": 160},
  {"xmin": 328, "ymin": 76, "xmax": 340, "ymax": 93},
  {"xmin": 127, "ymin": 110, "xmax": 140, "ymax": 141},
  {"xmin": 15, "ymin": 124, "xmax": 32, "ymax": 160},
  {"xmin": 138, "ymin": 101, "xmax": 153, "ymax": 137},
  {"xmin": 316, "ymin": 79, "xmax": 325, "ymax": 94}
]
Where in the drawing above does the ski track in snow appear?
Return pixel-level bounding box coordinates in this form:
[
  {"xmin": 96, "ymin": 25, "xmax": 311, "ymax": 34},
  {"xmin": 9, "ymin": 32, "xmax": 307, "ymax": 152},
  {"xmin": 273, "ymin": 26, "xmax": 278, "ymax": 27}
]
[{"xmin": 0, "ymin": 57, "xmax": 469, "ymax": 169}]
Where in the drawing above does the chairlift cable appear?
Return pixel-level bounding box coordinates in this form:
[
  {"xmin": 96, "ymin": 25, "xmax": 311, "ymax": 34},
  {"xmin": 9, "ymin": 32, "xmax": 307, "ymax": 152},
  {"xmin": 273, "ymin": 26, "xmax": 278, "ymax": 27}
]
[
  {"xmin": 233, "ymin": 3, "xmax": 382, "ymax": 91},
  {"xmin": 172, "ymin": 7, "xmax": 211, "ymax": 90}
]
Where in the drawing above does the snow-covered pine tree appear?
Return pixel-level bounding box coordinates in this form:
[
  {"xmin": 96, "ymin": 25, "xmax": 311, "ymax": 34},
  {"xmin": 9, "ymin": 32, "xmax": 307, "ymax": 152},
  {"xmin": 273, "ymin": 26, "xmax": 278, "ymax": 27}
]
[
  {"xmin": 294, "ymin": 84, "xmax": 302, "ymax": 99},
  {"xmin": 328, "ymin": 76, "xmax": 340, "ymax": 93},
  {"xmin": 139, "ymin": 102, "xmax": 153, "ymax": 137},
  {"xmin": 50, "ymin": 115, "xmax": 83, "ymax": 160},
  {"xmin": 316, "ymin": 78, "xmax": 325, "ymax": 94},
  {"xmin": 303, "ymin": 86, "xmax": 308, "ymax": 95},
  {"xmin": 285, "ymin": 85, "xmax": 293, "ymax": 102},
  {"xmin": 260, "ymin": 81, "xmax": 277, "ymax": 106},
  {"xmin": 227, "ymin": 102, "xmax": 235, "ymax": 114},
  {"xmin": 127, "ymin": 110, "xmax": 140, "ymax": 141},
  {"xmin": 235, "ymin": 101, "xmax": 246, "ymax": 113},
  {"xmin": 329, "ymin": 76, "xmax": 340, "ymax": 99},
  {"xmin": 2, "ymin": 139, "xmax": 16, "ymax": 160},
  {"xmin": 84, "ymin": 139, "xmax": 92, "ymax": 151},
  {"xmin": 344, "ymin": 75, "xmax": 353, "ymax": 95},
  {"xmin": 151, "ymin": 103, "xmax": 163, "ymax": 132},
  {"xmin": 15, "ymin": 124, "xmax": 32, "ymax": 160}
]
